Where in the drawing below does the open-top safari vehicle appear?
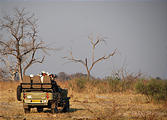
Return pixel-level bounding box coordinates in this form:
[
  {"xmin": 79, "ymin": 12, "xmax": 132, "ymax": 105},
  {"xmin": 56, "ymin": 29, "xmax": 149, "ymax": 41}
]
[{"xmin": 16, "ymin": 75, "xmax": 70, "ymax": 113}]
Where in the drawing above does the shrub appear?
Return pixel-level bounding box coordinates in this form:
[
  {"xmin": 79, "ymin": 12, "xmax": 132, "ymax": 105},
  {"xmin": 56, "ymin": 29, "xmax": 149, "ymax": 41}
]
[
  {"xmin": 107, "ymin": 77, "xmax": 120, "ymax": 92},
  {"xmin": 96, "ymin": 80, "xmax": 110, "ymax": 93},
  {"xmin": 68, "ymin": 77, "xmax": 87, "ymax": 92},
  {"xmin": 148, "ymin": 79, "xmax": 167, "ymax": 101},
  {"xmin": 135, "ymin": 79, "xmax": 167, "ymax": 102},
  {"xmin": 67, "ymin": 75, "xmax": 167, "ymax": 101},
  {"xmin": 106, "ymin": 76, "xmax": 136, "ymax": 92},
  {"xmin": 135, "ymin": 79, "xmax": 146, "ymax": 94}
]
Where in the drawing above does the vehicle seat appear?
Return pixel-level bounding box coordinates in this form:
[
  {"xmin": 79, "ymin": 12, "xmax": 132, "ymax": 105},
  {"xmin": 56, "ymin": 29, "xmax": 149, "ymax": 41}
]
[
  {"xmin": 32, "ymin": 76, "xmax": 41, "ymax": 88},
  {"xmin": 43, "ymin": 76, "xmax": 52, "ymax": 88},
  {"xmin": 22, "ymin": 76, "xmax": 31, "ymax": 88}
]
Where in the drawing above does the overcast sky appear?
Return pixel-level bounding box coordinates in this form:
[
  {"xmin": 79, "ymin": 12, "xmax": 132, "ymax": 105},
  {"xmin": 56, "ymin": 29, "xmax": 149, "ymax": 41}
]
[{"xmin": 0, "ymin": 0, "xmax": 167, "ymax": 78}]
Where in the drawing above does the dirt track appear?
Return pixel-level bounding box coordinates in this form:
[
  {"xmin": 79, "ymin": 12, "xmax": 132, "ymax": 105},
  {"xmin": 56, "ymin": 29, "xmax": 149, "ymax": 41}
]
[{"xmin": 0, "ymin": 82, "xmax": 167, "ymax": 120}]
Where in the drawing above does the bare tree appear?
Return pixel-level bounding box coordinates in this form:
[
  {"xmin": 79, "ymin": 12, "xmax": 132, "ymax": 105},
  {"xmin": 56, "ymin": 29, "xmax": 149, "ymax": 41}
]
[
  {"xmin": 64, "ymin": 35, "xmax": 116, "ymax": 80},
  {"xmin": 0, "ymin": 67, "xmax": 8, "ymax": 81},
  {"xmin": 0, "ymin": 8, "xmax": 47, "ymax": 82},
  {"xmin": 0, "ymin": 55, "xmax": 17, "ymax": 81}
]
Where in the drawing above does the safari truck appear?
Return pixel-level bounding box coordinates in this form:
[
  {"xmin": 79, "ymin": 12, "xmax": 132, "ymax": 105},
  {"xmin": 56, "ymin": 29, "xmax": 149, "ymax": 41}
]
[{"xmin": 16, "ymin": 75, "xmax": 70, "ymax": 113}]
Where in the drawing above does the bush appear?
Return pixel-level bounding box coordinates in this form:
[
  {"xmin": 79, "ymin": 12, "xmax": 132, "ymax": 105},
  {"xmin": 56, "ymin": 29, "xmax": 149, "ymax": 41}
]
[
  {"xmin": 76, "ymin": 77, "xmax": 87, "ymax": 90},
  {"xmin": 106, "ymin": 76, "xmax": 136, "ymax": 92},
  {"xmin": 135, "ymin": 79, "xmax": 146, "ymax": 94},
  {"xmin": 67, "ymin": 75, "xmax": 167, "ymax": 102},
  {"xmin": 148, "ymin": 79, "xmax": 167, "ymax": 101},
  {"xmin": 68, "ymin": 77, "xmax": 87, "ymax": 92},
  {"xmin": 135, "ymin": 79, "xmax": 167, "ymax": 102},
  {"xmin": 107, "ymin": 77, "xmax": 120, "ymax": 92}
]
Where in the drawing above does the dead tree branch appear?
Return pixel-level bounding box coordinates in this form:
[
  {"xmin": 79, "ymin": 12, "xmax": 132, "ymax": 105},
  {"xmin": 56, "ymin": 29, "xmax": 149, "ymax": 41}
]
[{"xmin": 64, "ymin": 34, "xmax": 116, "ymax": 80}]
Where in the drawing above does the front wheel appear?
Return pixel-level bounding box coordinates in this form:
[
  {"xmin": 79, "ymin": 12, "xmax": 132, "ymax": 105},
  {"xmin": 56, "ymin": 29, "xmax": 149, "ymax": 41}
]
[
  {"xmin": 17, "ymin": 85, "xmax": 22, "ymax": 101},
  {"xmin": 62, "ymin": 100, "xmax": 69, "ymax": 112},
  {"xmin": 51, "ymin": 102, "xmax": 58, "ymax": 114},
  {"xmin": 24, "ymin": 107, "xmax": 30, "ymax": 113}
]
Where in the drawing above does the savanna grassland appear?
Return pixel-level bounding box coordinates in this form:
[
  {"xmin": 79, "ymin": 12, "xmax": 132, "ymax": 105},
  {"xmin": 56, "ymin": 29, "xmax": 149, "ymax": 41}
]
[{"xmin": 0, "ymin": 77, "xmax": 167, "ymax": 120}]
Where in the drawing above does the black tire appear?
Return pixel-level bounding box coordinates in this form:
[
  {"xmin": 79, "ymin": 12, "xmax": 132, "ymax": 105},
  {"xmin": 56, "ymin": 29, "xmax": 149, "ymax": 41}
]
[
  {"xmin": 17, "ymin": 85, "xmax": 22, "ymax": 101},
  {"xmin": 51, "ymin": 108, "xmax": 55, "ymax": 114},
  {"xmin": 24, "ymin": 107, "xmax": 30, "ymax": 113},
  {"xmin": 51, "ymin": 107, "xmax": 58, "ymax": 114},
  {"xmin": 37, "ymin": 107, "xmax": 43, "ymax": 113},
  {"xmin": 51, "ymin": 102, "xmax": 58, "ymax": 114},
  {"xmin": 62, "ymin": 100, "xmax": 69, "ymax": 112}
]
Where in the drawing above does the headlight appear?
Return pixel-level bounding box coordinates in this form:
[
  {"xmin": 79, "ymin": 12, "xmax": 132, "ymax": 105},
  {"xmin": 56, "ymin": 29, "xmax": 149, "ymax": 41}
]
[
  {"xmin": 27, "ymin": 95, "xmax": 32, "ymax": 99},
  {"xmin": 43, "ymin": 100, "xmax": 47, "ymax": 103}
]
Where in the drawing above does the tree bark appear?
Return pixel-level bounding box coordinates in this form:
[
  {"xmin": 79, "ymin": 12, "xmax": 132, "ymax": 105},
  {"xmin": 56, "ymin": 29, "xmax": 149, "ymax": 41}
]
[
  {"xmin": 18, "ymin": 60, "xmax": 23, "ymax": 82},
  {"xmin": 87, "ymin": 71, "xmax": 90, "ymax": 81}
]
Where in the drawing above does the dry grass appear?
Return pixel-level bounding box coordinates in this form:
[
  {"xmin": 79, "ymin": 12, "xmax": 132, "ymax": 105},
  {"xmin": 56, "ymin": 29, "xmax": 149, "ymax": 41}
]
[{"xmin": 0, "ymin": 81, "xmax": 167, "ymax": 120}]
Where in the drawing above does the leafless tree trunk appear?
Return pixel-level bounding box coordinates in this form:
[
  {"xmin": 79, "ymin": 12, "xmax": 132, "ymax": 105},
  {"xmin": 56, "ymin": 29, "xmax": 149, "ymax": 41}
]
[
  {"xmin": 64, "ymin": 34, "xmax": 116, "ymax": 80},
  {"xmin": 0, "ymin": 8, "xmax": 47, "ymax": 82}
]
